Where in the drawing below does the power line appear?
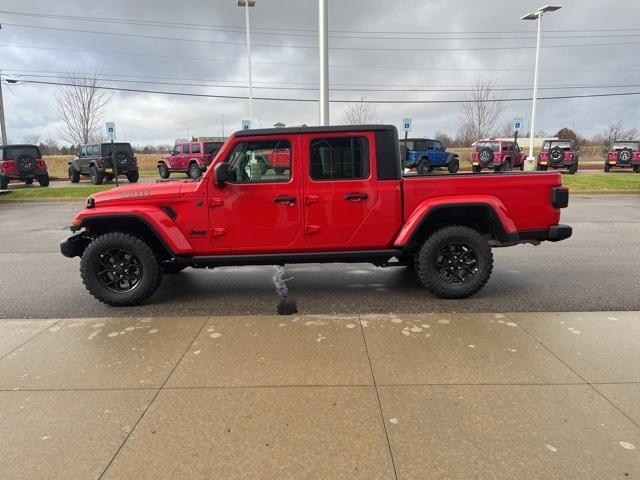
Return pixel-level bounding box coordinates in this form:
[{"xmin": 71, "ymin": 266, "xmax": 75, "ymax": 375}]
[
  {"xmin": 2, "ymin": 9, "xmax": 640, "ymax": 37},
  {"xmin": 10, "ymin": 78, "xmax": 640, "ymax": 104},
  {"xmin": 3, "ymin": 22, "xmax": 640, "ymax": 52},
  {"xmin": 4, "ymin": 43, "xmax": 640, "ymax": 74},
  {"xmin": 9, "ymin": 72, "xmax": 640, "ymax": 94}
]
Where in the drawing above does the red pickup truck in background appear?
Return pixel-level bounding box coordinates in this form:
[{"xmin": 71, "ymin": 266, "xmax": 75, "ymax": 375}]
[
  {"xmin": 61, "ymin": 125, "xmax": 571, "ymax": 306},
  {"xmin": 157, "ymin": 140, "xmax": 224, "ymax": 179}
]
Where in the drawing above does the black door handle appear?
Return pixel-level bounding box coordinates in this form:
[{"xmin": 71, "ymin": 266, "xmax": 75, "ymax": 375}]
[
  {"xmin": 273, "ymin": 195, "xmax": 296, "ymax": 204},
  {"xmin": 344, "ymin": 193, "xmax": 368, "ymax": 201}
]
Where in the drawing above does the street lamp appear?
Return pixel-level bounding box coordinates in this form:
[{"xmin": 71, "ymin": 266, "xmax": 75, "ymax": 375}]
[
  {"xmin": 521, "ymin": 5, "xmax": 561, "ymax": 171},
  {"xmin": 238, "ymin": 0, "xmax": 255, "ymax": 127},
  {"xmin": 318, "ymin": 0, "xmax": 329, "ymax": 126}
]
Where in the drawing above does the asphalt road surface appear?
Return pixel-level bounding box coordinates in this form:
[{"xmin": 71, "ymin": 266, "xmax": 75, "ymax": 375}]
[{"xmin": 0, "ymin": 195, "xmax": 638, "ymax": 318}]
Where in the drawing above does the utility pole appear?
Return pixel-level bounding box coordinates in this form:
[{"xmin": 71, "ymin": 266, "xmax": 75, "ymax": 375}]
[
  {"xmin": 238, "ymin": 0, "xmax": 255, "ymax": 126},
  {"xmin": 0, "ymin": 72, "xmax": 7, "ymax": 145},
  {"xmin": 318, "ymin": 0, "xmax": 329, "ymax": 126}
]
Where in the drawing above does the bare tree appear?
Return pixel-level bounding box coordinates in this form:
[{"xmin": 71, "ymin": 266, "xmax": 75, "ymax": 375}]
[
  {"xmin": 56, "ymin": 74, "xmax": 110, "ymax": 145},
  {"xmin": 459, "ymin": 78, "xmax": 504, "ymax": 143},
  {"xmin": 22, "ymin": 134, "xmax": 42, "ymax": 145},
  {"xmin": 343, "ymin": 96, "xmax": 380, "ymax": 125}
]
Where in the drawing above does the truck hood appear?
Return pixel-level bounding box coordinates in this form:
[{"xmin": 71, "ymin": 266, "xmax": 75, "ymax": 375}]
[{"xmin": 89, "ymin": 180, "xmax": 200, "ymax": 207}]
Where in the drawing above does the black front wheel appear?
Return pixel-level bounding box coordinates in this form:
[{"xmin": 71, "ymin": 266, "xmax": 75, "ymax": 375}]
[
  {"xmin": 90, "ymin": 166, "xmax": 103, "ymax": 185},
  {"xmin": 158, "ymin": 163, "xmax": 170, "ymax": 179},
  {"xmin": 80, "ymin": 232, "xmax": 163, "ymax": 306},
  {"xmin": 415, "ymin": 226, "xmax": 493, "ymax": 299}
]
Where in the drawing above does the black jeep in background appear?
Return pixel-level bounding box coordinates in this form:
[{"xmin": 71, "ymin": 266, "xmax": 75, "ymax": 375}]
[
  {"xmin": 68, "ymin": 142, "xmax": 139, "ymax": 185},
  {"xmin": 0, "ymin": 144, "xmax": 50, "ymax": 189}
]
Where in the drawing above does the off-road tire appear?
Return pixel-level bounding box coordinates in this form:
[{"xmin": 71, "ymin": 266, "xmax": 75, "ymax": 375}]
[
  {"xmin": 634, "ymin": 165, "xmax": 640, "ymax": 173},
  {"xmin": 69, "ymin": 166, "xmax": 80, "ymax": 183},
  {"xmin": 80, "ymin": 232, "xmax": 162, "ymax": 306},
  {"xmin": 158, "ymin": 163, "xmax": 170, "ymax": 179},
  {"xmin": 415, "ymin": 225, "xmax": 493, "ymax": 299},
  {"xmin": 604, "ymin": 163, "xmax": 610, "ymax": 172},
  {"xmin": 417, "ymin": 158, "xmax": 432, "ymax": 175},
  {"xmin": 126, "ymin": 170, "xmax": 139, "ymax": 183},
  {"xmin": 478, "ymin": 147, "xmax": 494, "ymax": 165},
  {"xmin": 38, "ymin": 173, "xmax": 50, "ymax": 187},
  {"xmin": 162, "ymin": 263, "xmax": 187, "ymax": 274},
  {"xmin": 188, "ymin": 162, "xmax": 202, "ymax": 180},
  {"xmin": 568, "ymin": 161, "xmax": 578, "ymax": 174},
  {"xmin": 502, "ymin": 160, "xmax": 512, "ymax": 172},
  {"xmin": 0, "ymin": 176, "xmax": 8, "ymax": 190},
  {"xmin": 447, "ymin": 159, "xmax": 460, "ymax": 174},
  {"xmin": 90, "ymin": 166, "xmax": 103, "ymax": 185},
  {"xmin": 472, "ymin": 166, "xmax": 482, "ymax": 174},
  {"xmin": 25, "ymin": 178, "xmax": 34, "ymax": 185},
  {"xmin": 538, "ymin": 164, "xmax": 548, "ymax": 171}
]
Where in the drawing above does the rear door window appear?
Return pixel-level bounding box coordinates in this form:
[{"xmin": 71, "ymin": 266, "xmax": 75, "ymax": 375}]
[
  {"xmin": 310, "ymin": 136, "xmax": 369, "ymax": 180},
  {"xmin": 204, "ymin": 142, "xmax": 224, "ymax": 155},
  {"xmin": 191, "ymin": 143, "xmax": 201, "ymax": 154},
  {"xmin": 182, "ymin": 144, "xmax": 189, "ymax": 154}
]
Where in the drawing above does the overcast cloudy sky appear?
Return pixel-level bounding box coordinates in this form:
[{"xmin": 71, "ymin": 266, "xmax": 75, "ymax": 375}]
[{"xmin": 1, "ymin": 0, "xmax": 639, "ymax": 145}]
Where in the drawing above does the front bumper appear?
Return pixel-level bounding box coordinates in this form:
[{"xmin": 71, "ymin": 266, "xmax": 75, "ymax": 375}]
[{"xmin": 60, "ymin": 231, "xmax": 90, "ymax": 258}]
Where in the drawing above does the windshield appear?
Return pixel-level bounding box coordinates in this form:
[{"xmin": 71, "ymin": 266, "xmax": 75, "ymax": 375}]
[
  {"xmin": 613, "ymin": 142, "xmax": 639, "ymax": 150},
  {"xmin": 543, "ymin": 141, "xmax": 572, "ymax": 151},
  {"xmin": 2, "ymin": 146, "xmax": 40, "ymax": 160},
  {"xmin": 476, "ymin": 142, "xmax": 500, "ymax": 152}
]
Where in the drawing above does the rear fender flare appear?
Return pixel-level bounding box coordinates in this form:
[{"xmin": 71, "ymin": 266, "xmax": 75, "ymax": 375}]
[{"xmin": 393, "ymin": 196, "xmax": 517, "ymax": 248}]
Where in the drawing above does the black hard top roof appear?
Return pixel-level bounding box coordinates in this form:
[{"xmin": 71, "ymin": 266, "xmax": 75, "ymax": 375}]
[
  {"xmin": 0, "ymin": 144, "xmax": 40, "ymax": 149},
  {"xmin": 234, "ymin": 124, "xmax": 397, "ymax": 137}
]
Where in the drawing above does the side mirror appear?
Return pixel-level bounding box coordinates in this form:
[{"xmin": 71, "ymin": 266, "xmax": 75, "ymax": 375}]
[{"xmin": 214, "ymin": 163, "xmax": 231, "ymax": 188}]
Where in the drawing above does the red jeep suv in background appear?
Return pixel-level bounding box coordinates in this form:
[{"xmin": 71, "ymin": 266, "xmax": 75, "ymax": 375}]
[
  {"xmin": 605, "ymin": 140, "xmax": 640, "ymax": 173},
  {"xmin": 61, "ymin": 125, "xmax": 572, "ymax": 307},
  {"xmin": 157, "ymin": 140, "xmax": 224, "ymax": 180},
  {"xmin": 538, "ymin": 139, "xmax": 579, "ymax": 174},
  {"xmin": 0, "ymin": 144, "xmax": 50, "ymax": 189},
  {"xmin": 472, "ymin": 139, "xmax": 525, "ymax": 173}
]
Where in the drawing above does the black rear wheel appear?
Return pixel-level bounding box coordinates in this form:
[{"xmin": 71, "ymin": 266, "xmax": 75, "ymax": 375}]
[
  {"xmin": 604, "ymin": 163, "xmax": 611, "ymax": 172},
  {"xmin": 472, "ymin": 166, "xmax": 482, "ymax": 174},
  {"xmin": 80, "ymin": 232, "xmax": 162, "ymax": 306},
  {"xmin": 126, "ymin": 170, "xmax": 139, "ymax": 183},
  {"xmin": 568, "ymin": 161, "xmax": 578, "ymax": 174},
  {"xmin": 158, "ymin": 163, "xmax": 170, "ymax": 179},
  {"xmin": 447, "ymin": 159, "xmax": 460, "ymax": 174},
  {"xmin": 417, "ymin": 158, "xmax": 432, "ymax": 174},
  {"xmin": 38, "ymin": 173, "xmax": 50, "ymax": 187},
  {"xmin": 25, "ymin": 178, "xmax": 34, "ymax": 185},
  {"xmin": 188, "ymin": 162, "xmax": 202, "ymax": 180},
  {"xmin": 0, "ymin": 176, "xmax": 9, "ymax": 189},
  {"xmin": 415, "ymin": 226, "xmax": 493, "ymax": 299}
]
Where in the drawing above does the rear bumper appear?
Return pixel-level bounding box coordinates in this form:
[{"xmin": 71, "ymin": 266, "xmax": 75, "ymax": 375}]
[{"xmin": 519, "ymin": 224, "xmax": 573, "ymax": 243}]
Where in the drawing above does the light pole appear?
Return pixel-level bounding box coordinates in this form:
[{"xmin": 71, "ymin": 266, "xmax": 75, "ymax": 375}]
[
  {"xmin": 521, "ymin": 5, "xmax": 561, "ymax": 171},
  {"xmin": 238, "ymin": 0, "xmax": 255, "ymax": 127},
  {"xmin": 0, "ymin": 73, "xmax": 7, "ymax": 145},
  {"xmin": 318, "ymin": 0, "xmax": 329, "ymax": 126},
  {"xmin": 219, "ymin": 114, "xmax": 225, "ymax": 137}
]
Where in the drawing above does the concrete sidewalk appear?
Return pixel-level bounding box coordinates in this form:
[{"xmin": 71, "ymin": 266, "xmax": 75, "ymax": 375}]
[{"xmin": 1, "ymin": 312, "xmax": 639, "ymax": 479}]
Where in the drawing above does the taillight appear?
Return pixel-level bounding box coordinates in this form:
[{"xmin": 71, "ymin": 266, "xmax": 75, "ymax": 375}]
[
  {"xmin": 472, "ymin": 153, "xmax": 477, "ymax": 159},
  {"xmin": 1, "ymin": 161, "xmax": 17, "ymax": 173},
  {"xmin": 540, "ymin": 153, "xmax": 548, "ymax": 159},
  {"xmin": 132, "ymin": 156, "xmax": 138, "ymax": 164},
  {"xmin": 552, "ymin": 186, "xmax": 569, "ymax": 208},
  {"xmin": 36, "ymin": 159, "xmax": 47, "ymax": 170},
  {"xmin": 567, "ymin": 152, "xmax": 573, "ymax": 159}
]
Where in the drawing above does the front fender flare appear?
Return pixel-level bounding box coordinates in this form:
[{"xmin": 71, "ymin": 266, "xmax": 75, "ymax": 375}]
[
  {"xmin": 74, "ymin": 206, "xmax": 194, "ymax": 256},
  {"xmin": 393, "ymin": 196, "xmax": 517, "ymax": 248}
]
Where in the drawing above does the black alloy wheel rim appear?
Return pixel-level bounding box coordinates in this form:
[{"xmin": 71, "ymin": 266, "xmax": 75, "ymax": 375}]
[
  {"xmin": 96, "ymin": 248, "xmax": 144, "ymax": 293},
  {"xmin": 435, "ymin": 243, "xmax": 479, "ymax": 284}
]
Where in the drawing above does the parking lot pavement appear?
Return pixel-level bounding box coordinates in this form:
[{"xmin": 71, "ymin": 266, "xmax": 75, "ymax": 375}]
[
  {"xmin": 1, "ymin": 195, "xmax": 639, "ymax": 318},
  {"xmin": 1, "ymin": 311, "xmax": 639, "ymax": 479}
]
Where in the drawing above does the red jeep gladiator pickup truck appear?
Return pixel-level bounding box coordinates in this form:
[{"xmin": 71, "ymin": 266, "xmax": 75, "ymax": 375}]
[{"xmin": 60, "ymin": 125, "xmax": 571, "ymax": 306}]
